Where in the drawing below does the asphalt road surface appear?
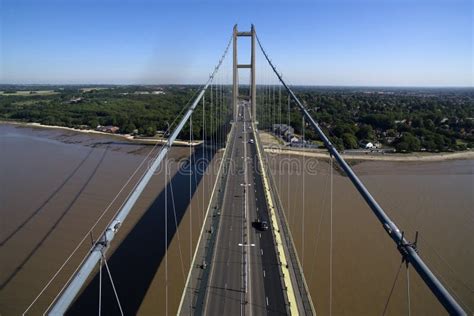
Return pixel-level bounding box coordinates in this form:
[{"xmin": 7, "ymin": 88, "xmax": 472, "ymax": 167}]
[{"xmin": 204, "ymin": 101, "xmax": 286, "ymax": 315}]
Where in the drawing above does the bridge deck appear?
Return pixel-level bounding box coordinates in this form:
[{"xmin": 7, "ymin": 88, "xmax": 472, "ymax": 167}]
[{"xmin": 179, "ymin": 100, "xmax": 314, "ymax": 315}]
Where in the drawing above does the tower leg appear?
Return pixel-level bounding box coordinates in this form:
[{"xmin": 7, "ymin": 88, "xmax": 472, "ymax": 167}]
[
  {"xmin": 251, "ymin": 25, "xmax": 256, "ymax": 122},
  {"xmin": 232, "ymin": 25, "xmax": 238, "ymax": 122}
]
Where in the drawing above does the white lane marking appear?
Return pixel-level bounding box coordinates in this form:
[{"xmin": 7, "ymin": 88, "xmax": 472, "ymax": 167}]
[
  {"xmin": 242, "ymin": 107, "xmax": 253, "ymax": 315},
  {"xmin": 202, "ymin": 124, "xmax": 238, "ymax": 315}
]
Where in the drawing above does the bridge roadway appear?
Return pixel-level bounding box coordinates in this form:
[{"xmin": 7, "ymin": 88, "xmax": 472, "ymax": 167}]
[{"xmin": 203, "ymin": 101, "xmax": 287, "ymax": 315}]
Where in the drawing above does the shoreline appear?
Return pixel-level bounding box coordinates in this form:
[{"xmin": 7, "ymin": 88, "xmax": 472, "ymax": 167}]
[
  {"xmin": 263, "ymin": 146, "xmax": 474, "ymax": 162},
  {"xmin": 259, "ymin": 130, "xmax": 473, "ymax": 162},
  {"xmin": 2, "ymin": 120, "xmax": 472, "ymax": 161},
  {"xmin": 0, "ymin": 120, "xmax": 202, "ymax": 146}
]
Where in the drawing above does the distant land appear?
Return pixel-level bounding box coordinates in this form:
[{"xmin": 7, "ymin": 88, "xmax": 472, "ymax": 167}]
[{"xmin": 0, "ymin": 84, "xmax": 472, "ymax": 153}]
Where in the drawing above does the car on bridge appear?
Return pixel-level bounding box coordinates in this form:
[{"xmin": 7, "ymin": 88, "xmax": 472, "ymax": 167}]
[
  {"xmin": 249, "ymin": 139, "xmax": 254, "ymax": 144},
  {"xmin": 253, "ymin": 219, "xmax": 269, "ymax": 231}
]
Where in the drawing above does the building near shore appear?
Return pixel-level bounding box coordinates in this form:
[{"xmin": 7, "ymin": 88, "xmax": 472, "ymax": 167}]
[
  {"xmin": 69, "ymin": 97, "xmax": 83, "ymax": 104},
  {"xmin": 96, "ymin": 125, "xmax": 119, "ymax": 133},
  {"xmin": 359, "ymin": 140, "xmax": 377, "ymax": 149},
  {"xmin": 273, "ymin": 124, "xmax": 295, "ymax": 142}
]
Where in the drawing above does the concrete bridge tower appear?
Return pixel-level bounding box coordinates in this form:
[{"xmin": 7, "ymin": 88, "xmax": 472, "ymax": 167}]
[{"xmin": 232, "ymin": 24, "xmax": 257, "ymax": 122}]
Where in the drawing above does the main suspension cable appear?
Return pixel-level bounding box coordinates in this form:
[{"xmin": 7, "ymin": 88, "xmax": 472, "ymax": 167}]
[
  {"xmin": 43, "ymin": 34, "xmax": 232, "ymax": 315},
  {"xmin": 255, "ymin": 30, "xmax": 466, "ymax": 316}
]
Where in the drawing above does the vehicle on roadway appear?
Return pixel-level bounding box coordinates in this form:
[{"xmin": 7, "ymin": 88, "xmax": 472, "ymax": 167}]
[
  {"xmin": 249, "ymin": 139, "xmax": 254, "ymax": 144},
  {"xmin": 253, "ymin": 219, "xmax": 269, "ymax": 231}
]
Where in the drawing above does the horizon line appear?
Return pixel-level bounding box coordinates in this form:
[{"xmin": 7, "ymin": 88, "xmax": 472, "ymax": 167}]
[{"xmin": 0, "ymin": 83, "xmax": 473, "ymax": 89}]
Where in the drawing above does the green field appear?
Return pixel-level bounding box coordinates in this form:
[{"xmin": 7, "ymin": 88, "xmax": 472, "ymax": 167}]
[{"xmin": 0, "ymin": 90, "xmax": 58, "ymax": 96}]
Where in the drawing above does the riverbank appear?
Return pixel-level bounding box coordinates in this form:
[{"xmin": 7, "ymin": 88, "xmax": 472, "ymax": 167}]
[
  {"xmin": 0, "ymin": 121, "xmax": 202, "ymax": 146},
  {"xmin": 3, "ymin": 121, "xmax": 472, "ymax": 161},
  {"xmin": 264, "ymin": 146, "xmax": 474, "ymax": 162},
  {"xmin": 258, "ymin": 131, "xmax": 473, "ymax": 162}
]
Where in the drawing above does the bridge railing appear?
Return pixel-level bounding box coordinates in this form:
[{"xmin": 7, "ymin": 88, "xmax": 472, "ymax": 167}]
[
  {"xmin": 254, "ymin": 126, "xmax": 316, "ymax": 315},
  {"xmin": 178, "ymin": 122, "xmax": 236, "ymax": 314}
]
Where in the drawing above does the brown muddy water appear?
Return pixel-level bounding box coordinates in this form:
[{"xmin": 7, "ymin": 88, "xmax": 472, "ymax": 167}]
[
  {"xmin": 0, "ymin": 123, "xmax": 473, "ymax": 315},
  {"xmin": 268, "ymin": 152, "xmax": 474, "ymax": 315},
  {"xmin": 0, "ymin": 123, "xmax": 219, "ymax": 315}
]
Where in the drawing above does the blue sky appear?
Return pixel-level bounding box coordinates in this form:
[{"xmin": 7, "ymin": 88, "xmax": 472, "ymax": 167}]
[{"xmin": 0, "ymin": 0, "xmax": 472, "ymax": 86}]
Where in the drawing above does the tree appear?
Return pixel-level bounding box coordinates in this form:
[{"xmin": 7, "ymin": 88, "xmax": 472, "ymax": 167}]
[
  {"xmin": 342, "ymin": 133, "xmax": 358, "ymax": 149},
  {"xmin": 89, "ymin": 118, "xmax": 99, "ymax": 129},
  {"xmin": 424, "ymin": 119, "xmax": 435, "ymax": 131},
  {"xmin": 386, "ymin": 129, "xmax": 397, "ymax": 137},
  {"xmin": 412, "ymin": 117, "xmax": 424, "ymax": 128},
  {"xmin": 123, "ymin": 123, "xmax": 137, "ymax": 134},
  {"xmin": 362, "ymin": 114, "xmax": 394, "ymax": 130},
  {"xmin": 356, "ymin": 124, "xmax": 374, "ymax": 141},
  {"xmin": 145, "ymin": 126, "xmax": 156, "ymax": 137},
  {"xmin": 332, "ymin": 137, "xmax": 344, "ymax": 151},
  {"xmin": 394, "ymin": 132, "xmax": 421, "ymax": 152}
]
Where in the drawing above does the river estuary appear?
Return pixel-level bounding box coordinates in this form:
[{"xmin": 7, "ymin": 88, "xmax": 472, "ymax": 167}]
[{"xmin": 0, "ymin": 123, "xmax": 472, "ymax": 315}]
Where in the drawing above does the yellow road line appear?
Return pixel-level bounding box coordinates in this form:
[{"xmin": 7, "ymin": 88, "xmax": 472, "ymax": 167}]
[{"xmin": 252, "ymin": 124, "xmax": 299, "ymax": 316}]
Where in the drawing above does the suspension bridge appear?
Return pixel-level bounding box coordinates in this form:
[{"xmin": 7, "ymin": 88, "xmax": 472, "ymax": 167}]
[{"xmin": 16, "ymin": 25, "xmax": 468, "ymax": 315}]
